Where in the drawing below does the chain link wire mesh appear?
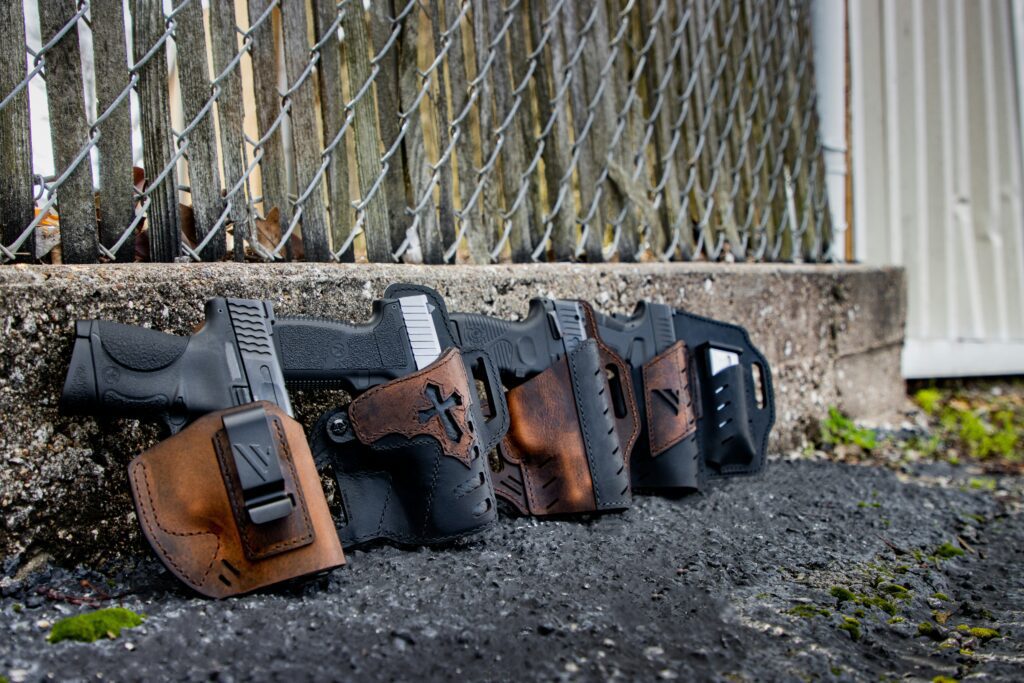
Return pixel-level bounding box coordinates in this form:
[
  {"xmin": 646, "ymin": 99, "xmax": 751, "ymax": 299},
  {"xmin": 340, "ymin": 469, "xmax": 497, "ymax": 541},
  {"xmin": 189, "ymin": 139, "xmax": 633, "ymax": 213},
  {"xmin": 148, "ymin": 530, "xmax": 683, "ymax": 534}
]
[{"xmin": 0, "ymin": 0, "xmax": 835, "ymax": 265}]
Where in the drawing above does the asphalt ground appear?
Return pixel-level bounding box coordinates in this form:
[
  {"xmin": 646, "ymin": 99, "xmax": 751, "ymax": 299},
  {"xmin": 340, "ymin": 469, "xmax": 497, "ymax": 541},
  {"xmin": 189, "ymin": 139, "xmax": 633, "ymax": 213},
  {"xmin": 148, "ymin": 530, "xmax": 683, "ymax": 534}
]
[{"xmin": 1, "ymin": 458, "xmax": 1021, "ymax": 682}]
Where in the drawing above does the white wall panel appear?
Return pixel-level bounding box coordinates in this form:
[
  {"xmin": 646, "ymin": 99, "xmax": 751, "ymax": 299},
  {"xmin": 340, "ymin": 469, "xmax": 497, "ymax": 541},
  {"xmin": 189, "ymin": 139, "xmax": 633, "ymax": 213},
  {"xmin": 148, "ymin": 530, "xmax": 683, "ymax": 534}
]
[{"xmin": 849, "ymin": 0, "xmax": 1024, "ymax": 378}]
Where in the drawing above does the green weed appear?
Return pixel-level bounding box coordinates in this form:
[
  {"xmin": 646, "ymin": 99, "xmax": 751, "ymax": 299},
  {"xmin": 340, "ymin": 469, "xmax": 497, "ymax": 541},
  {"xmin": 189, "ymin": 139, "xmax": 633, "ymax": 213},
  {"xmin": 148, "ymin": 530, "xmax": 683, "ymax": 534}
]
[{"xmin": 821, "ymin": 407, "xmax": 877, "ymax": 450}]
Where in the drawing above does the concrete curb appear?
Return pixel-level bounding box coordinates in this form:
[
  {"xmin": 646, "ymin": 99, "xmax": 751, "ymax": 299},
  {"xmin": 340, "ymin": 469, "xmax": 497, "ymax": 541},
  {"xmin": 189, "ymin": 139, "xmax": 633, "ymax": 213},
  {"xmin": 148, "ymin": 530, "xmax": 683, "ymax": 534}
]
[{"xmin": 0, "ymin": 263, "xmax": 905, "ymax": 564}]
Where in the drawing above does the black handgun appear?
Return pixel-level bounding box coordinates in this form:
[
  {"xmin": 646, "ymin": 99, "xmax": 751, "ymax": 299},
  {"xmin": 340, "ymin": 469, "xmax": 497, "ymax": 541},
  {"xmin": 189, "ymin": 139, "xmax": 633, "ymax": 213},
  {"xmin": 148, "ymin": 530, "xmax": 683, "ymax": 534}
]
[
  {"xmin": 61, "ymin": 297, "xmax": 293, "ymax": 435},
  {"xmin": 591, "ymin": 301, "xmax": 775, "ymax": 491}
]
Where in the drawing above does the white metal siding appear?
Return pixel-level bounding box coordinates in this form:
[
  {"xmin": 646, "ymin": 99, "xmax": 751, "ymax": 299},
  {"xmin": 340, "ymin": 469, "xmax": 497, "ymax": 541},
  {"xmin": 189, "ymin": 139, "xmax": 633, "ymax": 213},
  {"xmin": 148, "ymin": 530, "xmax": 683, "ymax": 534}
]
[{"xmin": 849, "ymin": 0, "xmax": 1024, "ymax": 378}]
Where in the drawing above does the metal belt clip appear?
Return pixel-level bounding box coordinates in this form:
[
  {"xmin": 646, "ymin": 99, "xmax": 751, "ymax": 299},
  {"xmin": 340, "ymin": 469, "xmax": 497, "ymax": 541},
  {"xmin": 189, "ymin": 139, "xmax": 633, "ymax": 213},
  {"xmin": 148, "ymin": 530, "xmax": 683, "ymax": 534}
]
[{"xmin": 222, "ymin": 405, "xmax": 294, "ymax": 524}]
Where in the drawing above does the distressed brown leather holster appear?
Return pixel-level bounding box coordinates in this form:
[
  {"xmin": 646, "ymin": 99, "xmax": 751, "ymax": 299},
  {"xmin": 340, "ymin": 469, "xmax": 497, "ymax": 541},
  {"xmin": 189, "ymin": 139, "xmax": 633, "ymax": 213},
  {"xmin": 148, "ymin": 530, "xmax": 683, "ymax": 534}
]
[
  {"xmin": 128, "ymin": 402, "xmax": 345, "ymax": 598},
  {"xmin": 492, "ymin": 323, "xmax": 640, "ymax": 517}
]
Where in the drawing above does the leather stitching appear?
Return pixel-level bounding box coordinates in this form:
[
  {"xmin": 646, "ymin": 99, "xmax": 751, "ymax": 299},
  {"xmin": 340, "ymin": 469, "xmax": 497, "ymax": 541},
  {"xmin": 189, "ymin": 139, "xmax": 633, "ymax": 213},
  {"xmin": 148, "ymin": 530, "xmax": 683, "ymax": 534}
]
[
  {"xmin": 349, "ymin": 348, "xmax": 474, "ymax": 465},
  {"xmin": 212, "ymin": 411, "xmax": 314, "ymax": 559},
  {"xmin": 130, "ymin": 461, "xmax": 219, "ymax": 588}
]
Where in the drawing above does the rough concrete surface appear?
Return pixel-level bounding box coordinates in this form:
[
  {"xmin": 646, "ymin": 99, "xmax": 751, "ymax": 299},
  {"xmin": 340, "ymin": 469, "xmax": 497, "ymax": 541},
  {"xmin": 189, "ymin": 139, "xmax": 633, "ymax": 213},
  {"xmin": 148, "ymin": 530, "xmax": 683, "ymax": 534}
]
[
  {"xmin": 0, "ymin": 263, "xmax": 905, "ymax": 565},
  {"xmin": 1, "ymin": 459, "xmax": 1020, "ymax": 682}
]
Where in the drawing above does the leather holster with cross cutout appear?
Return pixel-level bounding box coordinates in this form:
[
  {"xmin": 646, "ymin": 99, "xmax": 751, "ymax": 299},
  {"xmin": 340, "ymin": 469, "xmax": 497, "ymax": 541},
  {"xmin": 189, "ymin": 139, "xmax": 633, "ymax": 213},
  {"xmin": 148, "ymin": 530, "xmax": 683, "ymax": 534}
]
[
  {"xmin": 127, "ymin": 402, "xmax": 346, "ymax": 598},
  {"xmin": 309, "ymin": 347, "xmax": 504, "ymax": 547}
]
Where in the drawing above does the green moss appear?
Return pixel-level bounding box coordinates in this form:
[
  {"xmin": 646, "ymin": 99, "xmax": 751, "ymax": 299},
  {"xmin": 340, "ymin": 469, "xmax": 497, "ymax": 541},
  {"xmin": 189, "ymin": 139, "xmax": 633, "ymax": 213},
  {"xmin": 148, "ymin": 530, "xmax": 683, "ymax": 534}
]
[
  {"xmin": 932, "ymin": 676, "xmax": 957, "ymax": 683},
  {"xmin": 838, "ymin": 616, "xmax": 861, "ymax": 641},
  {"xmin": 894, "ymin": 565, "xmax": 909, "ymax": 574},
  {"xmin": 880, "ymin": 583, "xmax": 911, "ymax": 599},
  {"xmin": 830, "ymin": 666, "xmax": 842, "ymax": 676},
  {"xmin": 934, "ymin": 542, "xmax": 964, "ymax": 560},
  {"xmin": 821, "ymin": 407, "xmax": 878, "ymax": 450},
  {"xmin": 861, "ymin": 596, "xmax": 897, "ymax": 615},
  {"xmin": 931, "ymin": 592, "xmax": 950, "ymax": 602},
  {"xmin": 918, "ymin": 621, "xmax": 942, "ymax": 639},
  {"xmin": 755, "ymin": 592, "xmax": 771, "ymax": 599},
  {"xmin": 968, "ymin": 477, "xmax": 996, "ymax": 491},
  {"xmin": 857, "ymin": 500, "xmax": 881, "ymax": 509},
  {"xmin": 888, "ymin": 616, "xmax": 905, "ymax": 624},
  {"xmin": 786, "ymin": 604, "xmax": 830, "ymax": 619},
  {"xmin": 853, "ymin": 608, "xmax": 866, "ymax": 618},
  {"xmin": 829, "ymin": 586, "xmax": 855, "ymax": 603},
  {"xmin": 958, "ymin": 648, "xmax": 975, "ymax": 657},
  {"xmin": 47, "ymin": 608, "xmax": 144, "ymax": 644},
  {"xmin": 12, "ymin": 604, "xmax": 22, "ymax": 613},
  {"xmin": 967, "ymin": 627, "xmax": 1000, "ymax": 641},
  {"xmin": 914, "ymin": 388, "xmax": 943, "ymax": 415},
  {"xmin": 913, "ymin": 549, "xmax": 925, "ymax": 563},
  {"xmin": 0, "ymin": 675, "xmax": 8, "ymax": 683}
]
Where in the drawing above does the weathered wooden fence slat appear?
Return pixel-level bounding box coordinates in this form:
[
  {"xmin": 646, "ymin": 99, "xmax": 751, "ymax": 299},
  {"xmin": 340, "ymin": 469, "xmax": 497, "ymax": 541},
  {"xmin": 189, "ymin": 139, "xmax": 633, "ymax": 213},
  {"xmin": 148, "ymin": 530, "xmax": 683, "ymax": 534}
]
[
  {"xmin": 0, "ymin": 0, "xmax": 35, "ymax": 261},
  {"xmin": 133, "ymin": 0, "xmax": 180, "ymax": 262},
  {"xmin": 427, "ymin": 0, "xmax": 457, "ymax": 263},
  {"xmin": 343, "ymin": 4, "xmax": 393, "ymax": 262},
  {"xmin": 40, "ymin": 0, "xmax": 97, "ymax": 263},
  {"xmin": 208, "ymin": 0, "xmax": 251, "ymax": 262},
  {"xmin": 90, "ymin": 0, "xmax": 134, "ymax": 262},
  {"xmin": 280, "ymin": 0, "xmax": 330, "ymax": 261},
  {"xmin": 370, "ymin": 1, "xmax": 412, "ymax": 257},
  {"xmin": 247, "ymin": 0, "xmax": 290, "ymax": 249},
  {"xmin": 313, "ymin": 1, "xmax": 353, "ymax": 262},
  {"xmin": 175, "ymin": 0, "xmax": 226, "ymax": 260}
]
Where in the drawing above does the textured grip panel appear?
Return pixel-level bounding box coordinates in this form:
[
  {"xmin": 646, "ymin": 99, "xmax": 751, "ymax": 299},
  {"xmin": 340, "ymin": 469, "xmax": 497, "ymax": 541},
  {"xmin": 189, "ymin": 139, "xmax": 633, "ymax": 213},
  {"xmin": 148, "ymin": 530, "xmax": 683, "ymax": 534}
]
[{"xmin": 97, "ymin": 321, "xmax": 188, "ymax": 372}]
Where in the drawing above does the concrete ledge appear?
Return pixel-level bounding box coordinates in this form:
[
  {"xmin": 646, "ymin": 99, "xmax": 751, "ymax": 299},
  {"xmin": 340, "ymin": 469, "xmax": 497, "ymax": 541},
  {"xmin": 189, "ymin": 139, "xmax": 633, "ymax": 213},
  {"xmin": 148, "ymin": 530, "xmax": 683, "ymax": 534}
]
[{"xmin": 0, "ymin": 263, "xmax": 905, "ymax": 565}]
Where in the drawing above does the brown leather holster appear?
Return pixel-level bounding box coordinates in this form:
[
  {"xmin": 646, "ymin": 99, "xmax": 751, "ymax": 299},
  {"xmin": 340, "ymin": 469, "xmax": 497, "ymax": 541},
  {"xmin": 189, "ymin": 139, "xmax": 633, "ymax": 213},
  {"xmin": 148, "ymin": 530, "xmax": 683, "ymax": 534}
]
[
  {"xmin": 492, "ymin": 332, "xmax": 640, "ymax": 517},
  {"xmin": 128, "ymin": 402, "xmax": 345, "ymax": 598}
]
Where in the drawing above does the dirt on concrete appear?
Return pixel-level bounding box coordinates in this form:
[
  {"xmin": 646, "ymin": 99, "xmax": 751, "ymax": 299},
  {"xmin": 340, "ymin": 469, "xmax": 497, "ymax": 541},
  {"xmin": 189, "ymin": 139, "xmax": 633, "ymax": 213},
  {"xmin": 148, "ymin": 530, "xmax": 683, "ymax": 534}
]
[{"xmin": 1, "ymin": 459, "xmax": 1019, "ymax": 682}]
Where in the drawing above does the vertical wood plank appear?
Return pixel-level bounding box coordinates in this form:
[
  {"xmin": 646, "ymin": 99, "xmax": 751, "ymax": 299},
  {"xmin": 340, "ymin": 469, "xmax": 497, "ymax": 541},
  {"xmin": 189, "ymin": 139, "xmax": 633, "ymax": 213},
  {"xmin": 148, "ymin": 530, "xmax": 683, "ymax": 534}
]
[
  {"xmin": 530, "ymin": 0, "xmax": 576, "ymax": 260},
  {"xmin": 398, "ymin": 4, "xmax": 442, "ymax": 263},
  {"xmin": 472, "ymin": 0, "xmax": 500, "ymax": 257},
  {"xmin": 313, "ymin": 1, "xmax": 353, "ymax": 261},
  {"xmin": 428, "ymin": 0, "xmax": 457, "ymax": 260},
  {"xmin": 371, "ymin": 1, "xmax": 411, "ymax": 253},
  {"xmin": 445, "ymin": 0, "xmax": 487, "ymax": 263},
  {"xmin": 507, "ymin": 1, "xmax": 543, "ymax": 252},
  {"xmin": 644, "ymin": 0, "xmax": 682, "ymax": 256},
  {"xmin": 489, "ymin": 0, "xmax": 533, "ymax": 261},
  {"xmin": 280, "ymin": 0, "xmax": 329, "ymax": 261},
  {"xmin": 92, "ymin": 0, "xmax": 134, "ymax": 261},
  {"xmin": 0, "ymin": 0, "xmax": 35, "ymax": 260},
  {"xmin": 175, "ymin": 0, "xmax": 227, "ymax": 259},
  {"xmin": 247, "ymin": 0, "xmax": 289, "ymax": 230},
  {"xmin": 342, "ymin": 3, "xmax": 392, "ymax": 261},
  {"xmin": 210, "ymin": 0, "xmax": 251, "ymax": 261},
  {"xmin": 133, "ymin": 0, "xmax": 181, "ymax": 261},
  {"xmin": 564, "ymin": 1, "xmax": 606, "ymax": 261},
  {"xmin": 604, "ymin": 0, "xmax": 641, "ymax": 262},
  {"xmin": 40, "ymin": 0, "xmax": 97, "ymax": 263}
]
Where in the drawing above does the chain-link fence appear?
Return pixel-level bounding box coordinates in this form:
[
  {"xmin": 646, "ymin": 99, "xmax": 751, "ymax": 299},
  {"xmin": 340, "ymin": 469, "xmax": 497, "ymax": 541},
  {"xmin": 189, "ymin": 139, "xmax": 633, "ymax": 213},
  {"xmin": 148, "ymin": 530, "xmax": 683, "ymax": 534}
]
[{"xmin": 0, "ymin": 0, "xmax": 835, "ymax": 265}]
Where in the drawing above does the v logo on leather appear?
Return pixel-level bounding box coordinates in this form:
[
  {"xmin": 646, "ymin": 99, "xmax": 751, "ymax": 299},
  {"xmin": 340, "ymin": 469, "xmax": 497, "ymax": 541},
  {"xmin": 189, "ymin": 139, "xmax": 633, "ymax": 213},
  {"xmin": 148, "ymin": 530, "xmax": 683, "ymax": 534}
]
[
  {"xmin": 653, "ymin": 388, "xmax": 682, "ymax": 415},
  {"xmin": 418, "ymin": 383, "xmax": 463, "ymax": 442},
  {"xmin": 233, "ymin": 443, "xmax": 274, "ymax": 480}
]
